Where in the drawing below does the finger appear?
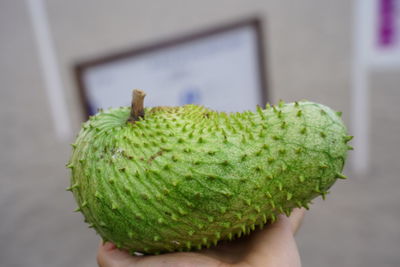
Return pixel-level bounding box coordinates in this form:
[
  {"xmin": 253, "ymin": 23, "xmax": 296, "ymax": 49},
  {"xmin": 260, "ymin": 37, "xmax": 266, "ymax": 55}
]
[
  {"xmin": 288, "ymin": 208, "xmax": 306, "ymax": 234},
  {"xmin": 135, "ymin": 252, "xmax": 224, "ymax": 267},
  {"xmin": 199, "ymin": 208, "xmax": 305, "ymax": 264},
  {"xmin": 198, "ymin": 240, "xmax": 250, "ymax": 264},
  {"xmin": 97, "ymin": 242, "xmax": 224, "ymax": 267},
  {"xmin": 97, "ymin": 242, "xmax": 140, "ymax": 267},
  {"xmin": 239, "ymin": 215, "xmax": 301, "ymax": 267}
]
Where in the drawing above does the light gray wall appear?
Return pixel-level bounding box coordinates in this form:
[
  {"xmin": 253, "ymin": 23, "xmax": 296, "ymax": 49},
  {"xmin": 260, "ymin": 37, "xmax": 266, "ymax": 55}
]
[{"xmin": 1, "ymin": 0, "xmax": 399, "ymax": 267}]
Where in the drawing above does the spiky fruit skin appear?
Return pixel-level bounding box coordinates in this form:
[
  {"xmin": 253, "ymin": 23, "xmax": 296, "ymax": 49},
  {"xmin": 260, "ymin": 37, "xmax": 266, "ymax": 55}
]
[{"xmin": 67, "ymin": 101, "xmax": 350, "ymax": 254}]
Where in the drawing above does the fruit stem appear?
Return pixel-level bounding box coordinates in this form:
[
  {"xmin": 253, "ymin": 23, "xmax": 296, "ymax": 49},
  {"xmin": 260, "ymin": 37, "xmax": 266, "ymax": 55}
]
[{"xmin": 127, "ymin": 89, "xmax": 146, "ymax": 124}]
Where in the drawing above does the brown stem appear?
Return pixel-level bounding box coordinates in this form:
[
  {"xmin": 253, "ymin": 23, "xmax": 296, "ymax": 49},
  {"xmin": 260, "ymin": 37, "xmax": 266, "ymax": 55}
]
[{"xmin": 127, "ymin": 89, "xmax": 146, "ymax": 124}]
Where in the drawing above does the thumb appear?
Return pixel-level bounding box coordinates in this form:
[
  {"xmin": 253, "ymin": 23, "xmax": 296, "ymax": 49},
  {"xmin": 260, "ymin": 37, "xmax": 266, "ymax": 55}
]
[
  {"xmin": 240, "ymin": 209, "xmax": 304, "ymax": 267},
  {"xmin": 97, "ymin": 242, "xmax": 139, "ymax": 267}
]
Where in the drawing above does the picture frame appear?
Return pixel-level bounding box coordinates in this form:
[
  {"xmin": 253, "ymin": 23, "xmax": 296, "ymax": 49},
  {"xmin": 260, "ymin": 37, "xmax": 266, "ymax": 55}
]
[{"xmin": 75, "ymin": 17, "xmax": 268, "ymax": 119}]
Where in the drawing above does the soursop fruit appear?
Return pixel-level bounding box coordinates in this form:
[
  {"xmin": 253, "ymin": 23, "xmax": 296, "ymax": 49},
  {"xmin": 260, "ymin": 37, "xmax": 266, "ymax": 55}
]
[{"xmin": 67, "ymin": 90, "xmax": 351, "ymax": 254}]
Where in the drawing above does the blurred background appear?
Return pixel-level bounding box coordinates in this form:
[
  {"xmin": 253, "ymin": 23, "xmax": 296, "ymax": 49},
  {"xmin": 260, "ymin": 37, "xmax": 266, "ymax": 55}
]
[{"xmin": 1, "ymin": 0, "xmax": 400, "ymax": 266}]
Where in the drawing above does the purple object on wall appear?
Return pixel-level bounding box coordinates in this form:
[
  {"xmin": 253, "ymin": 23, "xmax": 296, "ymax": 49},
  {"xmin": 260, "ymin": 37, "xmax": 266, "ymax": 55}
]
[{"xmin": 378, "ymin": 0, "xmax": 397, "ymax": 47}]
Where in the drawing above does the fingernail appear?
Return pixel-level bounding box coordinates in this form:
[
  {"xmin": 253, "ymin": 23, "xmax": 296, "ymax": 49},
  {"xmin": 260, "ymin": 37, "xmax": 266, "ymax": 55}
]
[{"xmin": 103, "ymin": 242, "xmax": 116, "ymax": 251}]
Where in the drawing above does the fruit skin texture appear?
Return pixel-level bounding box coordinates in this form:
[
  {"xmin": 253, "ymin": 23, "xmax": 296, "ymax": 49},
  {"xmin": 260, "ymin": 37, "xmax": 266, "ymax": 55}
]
[{"xmin": 67, "ymin": 101, "xmax": 351, "ymax": 254}]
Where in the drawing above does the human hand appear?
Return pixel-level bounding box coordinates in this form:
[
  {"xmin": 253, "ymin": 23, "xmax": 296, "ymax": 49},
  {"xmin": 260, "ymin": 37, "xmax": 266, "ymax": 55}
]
[{"xmin": 97, "ymin": 208, "xmax": 305, "ymax": 267}]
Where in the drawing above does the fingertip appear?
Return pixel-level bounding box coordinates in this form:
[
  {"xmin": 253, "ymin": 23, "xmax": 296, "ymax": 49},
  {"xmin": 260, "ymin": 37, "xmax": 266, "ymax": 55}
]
[
  {"xmin": 287, "ymin": 208, "xmax": 306, "ymax": 234},
  {"xmin": 268, "ymin": 214, "xmax": 292, "ymax": 232},
  {"xmin": 289, "ymin": 207, "xmax": 306, "ymax": 218},
  {"xmin": 242, "ymin": 214, "xmax": 301, "ymax": 267},
  {"xmin": 97, "ymin": 242, "xmax": 109, "ymax": 267},
  {"xmin": 97, "ymin": 241, "xmax": 137, "ymax": 267},
  {"xmin": 102, "ymin": 242, "xmax": 116, "ymax": 251}
]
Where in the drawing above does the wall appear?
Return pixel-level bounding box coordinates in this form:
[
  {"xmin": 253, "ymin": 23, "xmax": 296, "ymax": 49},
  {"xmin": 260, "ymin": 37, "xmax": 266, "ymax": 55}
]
[{"xmin": 1, "ymin": 0, "xmax": 399, "ymax": 266}]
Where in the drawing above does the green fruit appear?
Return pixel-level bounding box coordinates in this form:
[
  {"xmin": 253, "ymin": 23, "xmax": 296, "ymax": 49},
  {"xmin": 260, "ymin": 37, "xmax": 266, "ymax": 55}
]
[{"xmin": 67, "ymin": 90, "xmax": 351, "ymax": 254}]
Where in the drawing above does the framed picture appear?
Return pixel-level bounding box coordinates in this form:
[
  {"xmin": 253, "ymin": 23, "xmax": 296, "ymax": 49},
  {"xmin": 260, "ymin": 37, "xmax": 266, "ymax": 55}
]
[{"xmin": 75, "ymin": 17, "xmax": 268, "ymax": 119}]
